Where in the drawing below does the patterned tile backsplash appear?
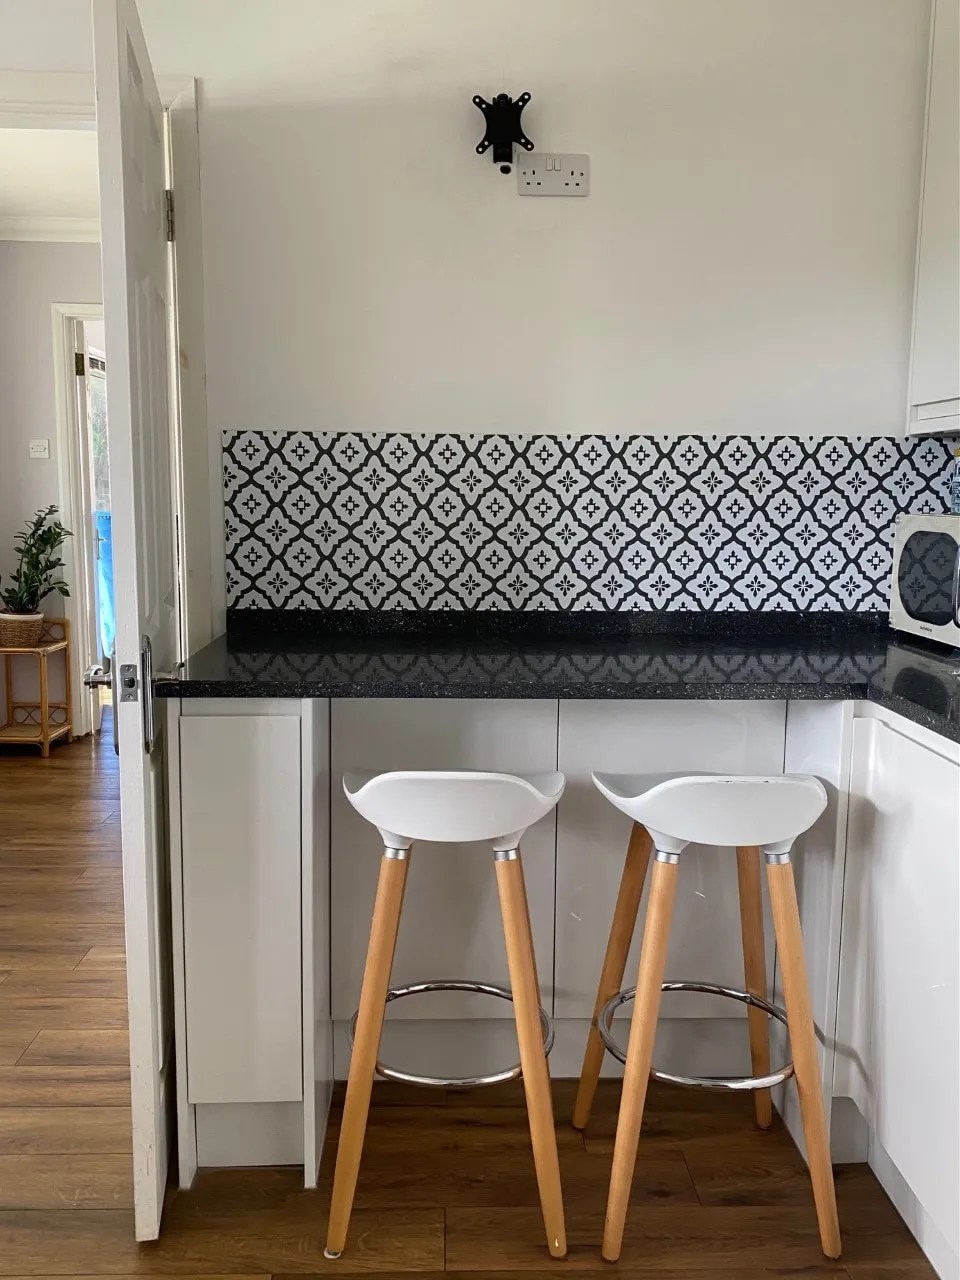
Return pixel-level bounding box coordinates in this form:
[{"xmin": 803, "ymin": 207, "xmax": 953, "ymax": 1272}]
[{"xmin": 223, "ymin": 432, "xmax": 954, "ymax": 612}]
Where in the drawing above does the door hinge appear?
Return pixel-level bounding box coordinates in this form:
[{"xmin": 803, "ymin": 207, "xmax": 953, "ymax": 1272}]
[
  {"xmin": 164, "ymin": 188, "xmax": 175, "ymax": 242},
  {"xmin": 74, "ymin": 351, "xmax": 85, "ymax": 376}
]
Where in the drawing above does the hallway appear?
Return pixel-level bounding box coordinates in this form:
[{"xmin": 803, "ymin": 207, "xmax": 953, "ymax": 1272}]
[{"xmin": 0, "ymin": 721, "xmax": 131, "ymax": 1216}]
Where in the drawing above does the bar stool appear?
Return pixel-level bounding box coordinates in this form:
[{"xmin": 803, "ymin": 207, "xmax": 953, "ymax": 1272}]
[
  {"xmin": 573, "ymin": 772, "xmax": 841, "ymax": 1263},
  {"xmin": 324, "ymin": 769, "xmax": 567, "ymax": 1261}
]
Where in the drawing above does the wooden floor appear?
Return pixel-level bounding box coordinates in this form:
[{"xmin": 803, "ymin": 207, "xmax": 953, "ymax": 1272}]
[{"xmin": 0, "ymin": 725, "xmax": 935, "ymax": 1277}]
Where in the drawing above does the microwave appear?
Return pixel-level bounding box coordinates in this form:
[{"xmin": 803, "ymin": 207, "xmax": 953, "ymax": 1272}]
[{"xmin": 890, "ymin": 514, "xmax": 960, "ymax": 648}]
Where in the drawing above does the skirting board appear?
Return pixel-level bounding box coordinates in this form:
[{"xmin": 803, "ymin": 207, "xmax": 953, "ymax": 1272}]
[
  {"xmin": 195, "ymin": 1101, "xmax": 303, "ymax": 1167},
  {"xmin": 868, "ymin": 1130, "xmax": 957, "ymax": 1280}
]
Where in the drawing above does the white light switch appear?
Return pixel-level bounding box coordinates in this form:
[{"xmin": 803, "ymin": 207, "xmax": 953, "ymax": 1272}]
[{"xmin": 29, "ymin": 438, "xmax": 50, "ymax": 460}]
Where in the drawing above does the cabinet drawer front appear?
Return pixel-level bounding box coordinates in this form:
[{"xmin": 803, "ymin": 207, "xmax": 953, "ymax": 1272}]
[{"xmin": 180, "ymin": 715, "xmax": 302, "ymax": 1104}]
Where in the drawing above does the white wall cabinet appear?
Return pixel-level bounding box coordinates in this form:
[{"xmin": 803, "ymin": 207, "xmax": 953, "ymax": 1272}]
[
  {"xmin": 837, "ymin": 710, "xmax": 960, "ymax": 1279},
  {"xmin": 330, "ymin": 698, "xmax": 558, "ymax": 1022},
  {"xmin": 908, "ymin": 0, "xmax": 959, "ymax": 435}
]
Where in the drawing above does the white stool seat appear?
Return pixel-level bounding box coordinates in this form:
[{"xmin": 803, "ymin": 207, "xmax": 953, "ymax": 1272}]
[
  {"xmin": 344, "ymin": 769, "xmax": 565, "ymax": 851},
  {"xmin": 593, "ymin": 771, "xmax": 827, "ymax": 856}
]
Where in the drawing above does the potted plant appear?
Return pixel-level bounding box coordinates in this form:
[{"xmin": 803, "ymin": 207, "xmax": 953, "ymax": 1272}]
[{"xmin": 0, "ymin": 506, "xmax": 72, "ymax": 647}]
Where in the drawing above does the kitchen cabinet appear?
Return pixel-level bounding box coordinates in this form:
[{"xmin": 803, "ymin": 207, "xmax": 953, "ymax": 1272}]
[
  {"xmin": 165, "ymin": 682, "xmax": 958, "ymax": 1280},
  {"xmin": 168, "ymin": 697, "xmax": 332, "ymax": 1184},
  {"xmin": 330, "ymin": 698, "xmax": 558, "ymax": 1022},
  {"xmin": 908, "ymin": 0, "xmax": 959, "ymax": 435},
  {"xmin": 836, "ymin": 708, "xmax": 960, "ymax": 1279},
  {"xmin": 180, "ymin": 711, "xmax": 303, "ymax": 1104},
  {"xmin": 555, "ymin": 700, "xmax": 786, "ymax": 1043}
]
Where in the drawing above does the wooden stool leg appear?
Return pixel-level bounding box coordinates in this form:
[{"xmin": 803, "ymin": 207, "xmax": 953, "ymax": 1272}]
[
  {"xmin": 573, "ymin": 822, "xmax": 652, "ymax": 1131},
  {"xmin": 736, "ymin": 845, "xmax": 773, "ymax": 1129},
  {"xmin": 324, "ymin": 847, "xmax": 410, "ymax": 1259},
  {"xmin": 602, "ymin": 854, "xmax": 678, "ymax": 1263},
  {"xmin": 766, "ymin": 856, "xmax": 841, "ymax": 1260},
  {"xmin": 495, "ymin": 849, "xmax": 567, "ymax": 1260}
]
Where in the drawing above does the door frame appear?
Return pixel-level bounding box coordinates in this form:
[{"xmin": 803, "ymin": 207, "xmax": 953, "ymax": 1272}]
[
  {"xmin": 52, "ymin": 301, "xmax": 106, "ymax": 738},
  {"xmin": 1, "ymin": 69, "xmax": 215, "ymax": 669}
]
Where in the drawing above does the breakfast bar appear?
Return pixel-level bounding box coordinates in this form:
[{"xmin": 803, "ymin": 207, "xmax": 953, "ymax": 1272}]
[{"xmin": 157, "ymin": 608, "xmax": 959, "ymax": 1270}]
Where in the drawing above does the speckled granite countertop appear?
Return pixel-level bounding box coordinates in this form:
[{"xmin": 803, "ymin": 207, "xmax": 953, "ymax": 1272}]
[{"xmin": 156, "ymin": 611, "xmax": 960, "ymax": 743}]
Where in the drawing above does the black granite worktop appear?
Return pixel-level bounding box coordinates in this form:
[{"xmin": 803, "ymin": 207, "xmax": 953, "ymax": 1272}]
[{"xmin": 156, "ymin": 611, "xmax": 960, "ymax": 744}]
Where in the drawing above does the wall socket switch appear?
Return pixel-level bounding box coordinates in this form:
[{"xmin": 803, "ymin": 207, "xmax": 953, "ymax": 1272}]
[
  {"xmin": 29, "ymin": 438, "xmax": 50, "ymax": 459},
  {"xmin": 517, "ymin": 153, "xmax": 589, "ymax": 196}
]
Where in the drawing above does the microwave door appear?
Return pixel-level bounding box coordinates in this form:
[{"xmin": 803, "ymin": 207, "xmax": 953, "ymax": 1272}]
[{"xmin": 897, "ymin": 529, "xmax": 959, "ymax": 627}]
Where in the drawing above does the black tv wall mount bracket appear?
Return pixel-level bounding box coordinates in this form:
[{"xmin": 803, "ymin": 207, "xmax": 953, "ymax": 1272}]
[{"xmin": 473, "ymin": 92, "xmax": 534, "ymax": 173}]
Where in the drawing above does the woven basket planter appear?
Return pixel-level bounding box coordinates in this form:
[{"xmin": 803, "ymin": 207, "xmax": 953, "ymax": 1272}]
[{"xmin": 0, "ymin": 612, "xmax": 44, "ymax": 647}]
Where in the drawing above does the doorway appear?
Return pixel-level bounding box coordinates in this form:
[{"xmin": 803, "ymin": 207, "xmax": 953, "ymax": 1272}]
[
  {"xmin": 76, "ymin": 315, "xmax": 114, "ymax": 731},
  {"xmin": 2, "ymin": 50, "xmax": 210, "ymax": 1242},
  {"xmin": 53, "ymin": 302, "xmax": 113, "ymax": 739},
  {"xmin": 0, "ymin": 119, "xmax": 103, "ymax": 744},
  {"xmin": 83, "ymin": 319, "xmax": 115, "ymax": 723}
]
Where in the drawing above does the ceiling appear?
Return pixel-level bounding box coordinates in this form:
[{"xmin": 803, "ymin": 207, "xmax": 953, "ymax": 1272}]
[{"xmin": 0, "ymin": 126, "xmax": 100, "ymax": 242}]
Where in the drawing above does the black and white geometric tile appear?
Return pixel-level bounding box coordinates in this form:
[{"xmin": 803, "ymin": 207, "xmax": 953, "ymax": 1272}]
[{"xmin": 223, "ymin": 432, "xmax": 955, "ymax": 612}]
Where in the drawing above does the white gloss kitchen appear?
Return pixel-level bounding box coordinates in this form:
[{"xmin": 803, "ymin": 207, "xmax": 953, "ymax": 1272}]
[{"xmin": 7, "ymin": 0, "xmax": 958, "ymax": 1276}]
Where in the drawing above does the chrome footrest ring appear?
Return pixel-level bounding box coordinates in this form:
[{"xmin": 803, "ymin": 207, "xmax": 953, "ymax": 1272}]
[
  {"xmin": 598, "ymin": 980, "xmax": 795, "ymax": 1091},
  {"xmin": 348, "ymin": 979, "xmax": 554, "ymax": 1090}
]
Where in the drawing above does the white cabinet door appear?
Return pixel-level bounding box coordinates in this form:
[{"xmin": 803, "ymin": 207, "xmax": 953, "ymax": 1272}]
[
  {"xmin": 909, "ymin": 0, "xmax": 960, "ymax": 432},
  {"xmin": 180, "ymin": 714, "xmax": 303, "ymax": 1103},
  {"xmin": 555, "ymin": 700, "xmax": 786, "ymax": 1019},
  {"xmin": 839, "ymin": 716, "xmax": 959, "ymax": 1268},
  {"xmin": 331, "ymin": 699, "xmax": 557, "ymax": 1020}
]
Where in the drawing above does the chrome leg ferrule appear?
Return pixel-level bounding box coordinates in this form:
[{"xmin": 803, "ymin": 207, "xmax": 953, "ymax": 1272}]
[
  {"xmin": 494, "ymin": 848, "xmax": 520, "ymax": 862},
  {"xmin": 383, "ymin": 847, "xmax": 410, "ymax": 861},
  {"xmin": 654, "ymin": 849, "xmax": 680, "ymax": 864},
  {"xmin": 764, "ymin": 851, "xmax": 792, "ymax": 865}
]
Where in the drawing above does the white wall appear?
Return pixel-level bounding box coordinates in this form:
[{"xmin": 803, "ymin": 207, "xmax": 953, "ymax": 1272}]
[
  {"xmin": 0, "ymin": 0, "xmax": 933, "ymax": 438},
  {"xmin": 165, "ymin": 1, "xmax": 935, "ymax": 444},
  {"xmin": 0, "ymin": 0, "xmax": 934, "ymax": 630},
  {"xmin": 0, "ymin": 240, "xmax": 102, "ymax": 589}
]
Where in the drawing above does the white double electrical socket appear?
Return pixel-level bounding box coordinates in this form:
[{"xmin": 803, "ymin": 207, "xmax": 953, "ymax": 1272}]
[{"xmin": 517, "ymin": 153, "xmax": 589, "ymax": 196}]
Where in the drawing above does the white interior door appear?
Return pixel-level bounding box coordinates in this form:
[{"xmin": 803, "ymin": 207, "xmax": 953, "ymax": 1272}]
[{"xmin": 93, "ymin": 0, "xmax": 178, "ymax": 1241}]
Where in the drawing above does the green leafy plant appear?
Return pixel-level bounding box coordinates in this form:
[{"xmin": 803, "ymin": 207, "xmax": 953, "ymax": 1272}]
[{"xmin": 0, "ymin": 506, "xmax": 72, "ymax": 615}]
